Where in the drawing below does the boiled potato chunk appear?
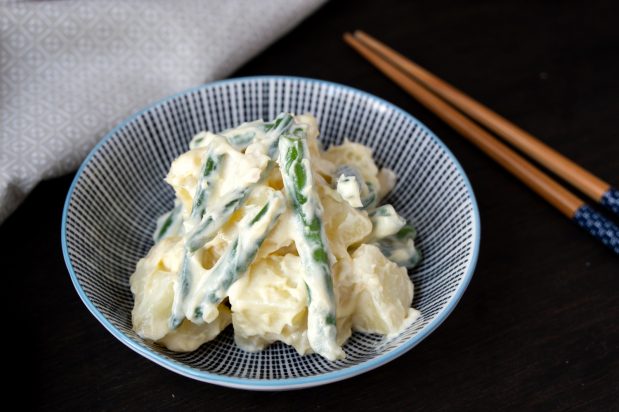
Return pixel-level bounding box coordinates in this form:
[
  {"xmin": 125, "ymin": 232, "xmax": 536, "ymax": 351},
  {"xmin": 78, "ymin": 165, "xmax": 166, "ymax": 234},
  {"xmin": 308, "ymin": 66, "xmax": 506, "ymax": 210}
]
[
  {"xmin": 350, "ymin": 244, "xmax": 417, "ymax": 336},
  {"xmin": 228, "ymin": 254, "xmax": 312, "ymax": 356},
  {"xmin": 158, "ymin": 307, "xmax": 231, "ymax": 352},
  {"xmin": 131, "ymin": 237, "xmax": 184, "ymax": 341},
  {"xmin": 319, "ymin": 183, "xmax": 372, "ymax": 259},
  {"xmin": 130, "ymin": 236, "xmax": 231, "ymax": 350}
]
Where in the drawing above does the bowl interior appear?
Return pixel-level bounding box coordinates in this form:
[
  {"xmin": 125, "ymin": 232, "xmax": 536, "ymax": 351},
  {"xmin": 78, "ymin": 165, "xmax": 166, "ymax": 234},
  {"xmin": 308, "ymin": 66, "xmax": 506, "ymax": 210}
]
[{"xmin": 63, "ymin": 76, "xmax": 479, "ymax": 389}]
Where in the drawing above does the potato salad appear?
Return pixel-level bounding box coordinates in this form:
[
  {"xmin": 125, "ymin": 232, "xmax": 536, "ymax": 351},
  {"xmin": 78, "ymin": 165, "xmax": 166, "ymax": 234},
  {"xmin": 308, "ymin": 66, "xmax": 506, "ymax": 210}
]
[{"xmin": 130, "ymin": 113, "xmax": 421, "ymax": 361}]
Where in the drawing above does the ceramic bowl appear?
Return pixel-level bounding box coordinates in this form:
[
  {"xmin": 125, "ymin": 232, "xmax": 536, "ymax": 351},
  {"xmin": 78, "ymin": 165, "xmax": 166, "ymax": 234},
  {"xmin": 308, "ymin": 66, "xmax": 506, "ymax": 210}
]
[{"xmin": 62, "ymin": 76, "xmax": 480, "ymax": 390}]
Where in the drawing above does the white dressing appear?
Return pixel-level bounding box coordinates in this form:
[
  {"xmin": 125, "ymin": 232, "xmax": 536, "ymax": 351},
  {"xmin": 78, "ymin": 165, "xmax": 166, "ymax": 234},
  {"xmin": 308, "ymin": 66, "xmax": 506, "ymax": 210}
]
[
  {"xmin": 336, "ymin": 174, "xmax": 363, "ymax": 208},
  {"xmin": 130, "ymin": 113, "xmax": 421, "ymax": 360}
]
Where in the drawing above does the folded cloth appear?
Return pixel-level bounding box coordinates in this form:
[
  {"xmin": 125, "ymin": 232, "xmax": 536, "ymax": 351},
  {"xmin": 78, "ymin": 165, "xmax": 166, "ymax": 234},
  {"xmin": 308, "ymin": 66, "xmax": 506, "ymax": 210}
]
[{"xmin": 0, "ymin": 0, "xmax": 324, "ymax": 223}]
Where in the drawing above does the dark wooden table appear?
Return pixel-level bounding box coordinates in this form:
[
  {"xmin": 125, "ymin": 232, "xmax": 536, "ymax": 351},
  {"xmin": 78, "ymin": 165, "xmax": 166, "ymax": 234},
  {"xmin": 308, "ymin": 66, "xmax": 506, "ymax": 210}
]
[{"xmin": 3, "ymin": 0, "xmax": 618, "ymax": 410}]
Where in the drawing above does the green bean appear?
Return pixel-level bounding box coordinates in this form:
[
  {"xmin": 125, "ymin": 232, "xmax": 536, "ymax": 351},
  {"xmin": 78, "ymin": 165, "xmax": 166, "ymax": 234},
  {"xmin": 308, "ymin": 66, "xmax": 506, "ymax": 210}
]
[
  {"xmin": 170, "ymin": 150, "xmax": 225, "ymax": 329},
  {"xmin": 263, "ymin": 112, "xmax": 293, "ymax": 133},
  {"xmin": 190, "ymin": 191, "xmax": 286, "ymax": 323},
  {"xmin": 192, "ymin": 131, "xmax": 255, "ymax": 152},
  {"xmin": 170, "ymin": 113, "xmax": 293, "ymax": 329},
  {"xmin": 190, "ymin": 153, "xmax": 226, "ymax": 225},
  {"xmin": 186, "ymin": 162, "xmax": 275, "ymax": 253},
  {"xmin": 278, "ymin": 133, "xmax": 344, "ymax": 361},
  {"xmin": 192, "ymin": 113, "xmax": 293, "ymax": 154},
  {"xmin": 368, "ymin": 204, "xmax": 406, "ymax": 239},
  {"xmin": 223, "ymin": 112, "xmax": 292, "ymax": 152},
  {"xmin": 189, "ymin": 135, "xmax": 205, "ymax": 149},
  {"xmin": 372, "ymin": 224, "xmax": 422, "ymax": 269},
  {"xmin": 226, "ymin": 131, "xmax": 256, "ymax": 150},
  {"xmin": 368, "ymin": 205, "xmax": 391, "ymax": 217},
  {"xmin": 169, "ymin": 254, "xmax": 192, "ymax": 329},
  {"xmin": 153, "ymin": 201, "xmax": 183, "ymax": 242},
  {"xmin": 263, "ymin": 113, "xmax": 294, "ymax": 157},
  {"xmin": 368, "ymin": 204, "xmax": 420, "ymax": 268},
  {"xmin": 186, "ymin": 113, "xmax": 293, "ymax": 252},
  {"xmin": 333, "ymin": 165, "xmax": 376, "ymax": 210},
  {"xmin": 361, "ymin": 182, "xmax": 377, "ymax": 210}
]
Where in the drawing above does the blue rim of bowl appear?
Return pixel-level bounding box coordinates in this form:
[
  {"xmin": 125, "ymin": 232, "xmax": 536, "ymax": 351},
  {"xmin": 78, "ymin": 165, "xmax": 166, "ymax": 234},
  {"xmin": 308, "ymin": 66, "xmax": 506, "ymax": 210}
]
[{"xmin": 61, "ymin": 75, "xmax": 480, "ymax": 390}]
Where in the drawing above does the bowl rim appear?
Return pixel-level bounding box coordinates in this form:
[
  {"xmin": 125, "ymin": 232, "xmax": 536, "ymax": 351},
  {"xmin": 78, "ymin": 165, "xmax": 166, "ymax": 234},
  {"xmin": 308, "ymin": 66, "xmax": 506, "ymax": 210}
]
[{"xmin": 61, "ymin": 75, "xmax": 480, "ymax": 390}]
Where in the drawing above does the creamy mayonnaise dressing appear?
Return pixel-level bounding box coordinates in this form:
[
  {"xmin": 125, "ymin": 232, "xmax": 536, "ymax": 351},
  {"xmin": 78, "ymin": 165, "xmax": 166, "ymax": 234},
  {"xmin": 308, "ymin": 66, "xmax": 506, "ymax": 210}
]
[
  {"xmin": 336, "ymin": 174, "xmax": 363, "ymax": 208},
  {"xmin": 183, "ymin": 190, "xmax": 286, "ymax": 324},
  {"xmin": 369, "ymin": 205, "xmax": 406, "ymax": 239},
  {"xmin": 130, "ymin": 113, "xmax": 421, "ymax": 360}
]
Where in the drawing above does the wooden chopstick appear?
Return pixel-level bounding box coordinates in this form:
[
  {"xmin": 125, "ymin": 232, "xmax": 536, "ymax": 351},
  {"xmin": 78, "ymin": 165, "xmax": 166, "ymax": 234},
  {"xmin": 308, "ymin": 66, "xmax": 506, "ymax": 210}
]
[
  {"xmin": 343, "ymin": 32, "xmax": 582, "ymax": 218},
  {"xmin": 343, "ymin": 32, "xmax": 619, "ymax": 255},
  {"xmin": 351, "ymin": 30, "xmax": 618, "ymax": 216}
]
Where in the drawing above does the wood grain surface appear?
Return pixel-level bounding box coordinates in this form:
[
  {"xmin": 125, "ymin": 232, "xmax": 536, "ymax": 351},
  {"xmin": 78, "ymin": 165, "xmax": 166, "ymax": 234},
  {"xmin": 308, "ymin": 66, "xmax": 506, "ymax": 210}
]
[{"xmin": 2, "ymin": 0, "xmax": 618, "ymax": 410}]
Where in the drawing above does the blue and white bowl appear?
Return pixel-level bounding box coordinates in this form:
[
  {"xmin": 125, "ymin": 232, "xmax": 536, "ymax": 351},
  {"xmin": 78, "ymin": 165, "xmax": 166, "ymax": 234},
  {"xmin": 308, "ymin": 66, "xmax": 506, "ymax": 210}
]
[{"xmin": 62, "ymin": 76, "xmax": 480, "ymax": 390}]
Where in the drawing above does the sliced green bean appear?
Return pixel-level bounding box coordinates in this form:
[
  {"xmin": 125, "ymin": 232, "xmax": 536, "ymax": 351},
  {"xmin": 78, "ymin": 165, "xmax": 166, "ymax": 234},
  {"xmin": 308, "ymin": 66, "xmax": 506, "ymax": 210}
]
[
  {"xmin": 263, "ymin": 113, "xmax": 293, "ymax": 133},
  {"xmin": 186, "ymin": 113, "xmax": 293, "ymax": 252},
  {"xmin": 190, "ymin": 152, "xmax": 226, "ymax": 225},
  {"xmin": 170, "ymin": 149, "xmax": 225, "ymax": 329},
  {"xmin": 333, "ymin": 164, "xmax": 376, "ymax": 210},
  {"xmin": 190, "ymin": 191, "xmax": 286, "ymax": 323},
  {"xmin": 368, "ymin": 204, "xmax": 406, "ymax": 239},
  {"xmin": 226, "ymin": 131, "xmax": 256, "ymax": 150},
  {"xmin": 153, "ymin": 201, "xmax": 183, "ymax": 242},
  {"xmin": 361, "ymin": 182, "xmax": 377, "ymax": 210},
  {"xmin": 189, "ymin": 134, "xmax": 206, "ymax": 149},
  {"xmin": 278, "ymin": 133, "xmax": 344, "ymax": 361},
  {"xmin": 170, "ymin": 113, "xmax": 294, "ymax": 329},
  {"xmin": 263, "ymin": 113, "xmax": 294, "ymax": 157},
  {"xmin": 169, "ymin": 254, "xmax": 192, "ymax": 329},
  {"xmin": 192, "ymin": 131, "xmax": 256, "ymax": 152},
  {"xmin": 186, "ymin": 162, "xmax": 275, "ymax": 253},
  {"xmin": 367, "ymin": 204, "xmax": 420, "ymax": 268},
  {"xmin": 372, "ymin": 224, "xmax": 422, "ymax": 269}
]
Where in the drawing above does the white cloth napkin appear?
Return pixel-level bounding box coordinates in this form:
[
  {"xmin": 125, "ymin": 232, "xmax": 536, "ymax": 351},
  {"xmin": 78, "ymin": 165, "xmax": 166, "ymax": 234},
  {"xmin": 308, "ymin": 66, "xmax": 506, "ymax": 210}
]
[{"xmin": 0, "ymin": 0, "xmax": 324, "ymax": 222}]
